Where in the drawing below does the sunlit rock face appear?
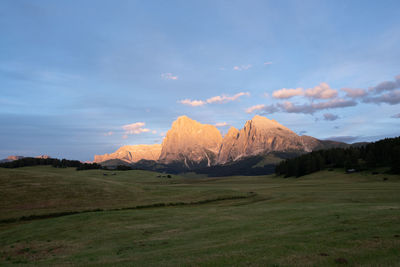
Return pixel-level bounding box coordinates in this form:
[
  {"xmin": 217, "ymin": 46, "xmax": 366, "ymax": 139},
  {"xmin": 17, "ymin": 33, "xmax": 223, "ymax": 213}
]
[
  {"xmin": 159, "ymin": 116, "xmax": 223, "ymax": 167},
  {"xmin": 217, "ymin": 115, "xmax": 308, "ymax": 164},
  {"xmin": 217, "ymin": 126, "xmax": 240, "ymax": 164},
  {"xmin": 6, "ymin": 155, "xmax": 24, "ymax": 161},
  {"xmin": 93, "ymin": 115, "xmax": 345, "ymax": 167},
  {"xmin": 94, "ymin": 144, "xmax": 162, "ymax": 163}
]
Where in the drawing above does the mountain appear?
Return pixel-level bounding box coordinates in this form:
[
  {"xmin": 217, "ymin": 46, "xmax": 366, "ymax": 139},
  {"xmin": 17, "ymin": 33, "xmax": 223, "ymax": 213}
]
[
  {"xmin": 93, "ymin": 115, "xmax": 349, "ymax": 174},
  {"xmin": 94, "ymin": 144, "xmax": 161, "ymax": 164},
  {"xmin": 0, "ymin": 155, "xmax": 25, "ymax": 163},
  {"xmin": 159, "ymin": 116, "xmax": 223, "ymax": 167},
  {"xmin": 217, "ymin": 115, "xmax": 306, "ymax": 164}
]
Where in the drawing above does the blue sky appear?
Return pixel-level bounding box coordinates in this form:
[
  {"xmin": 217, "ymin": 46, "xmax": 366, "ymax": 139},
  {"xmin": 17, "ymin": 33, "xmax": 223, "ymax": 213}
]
[{"xmin": 1, "ymin": 0, "xmax": 400, "ymax": 161}]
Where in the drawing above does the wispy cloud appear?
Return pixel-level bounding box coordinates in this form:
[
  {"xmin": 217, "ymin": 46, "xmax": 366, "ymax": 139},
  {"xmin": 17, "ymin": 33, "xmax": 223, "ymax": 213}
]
[
  {"xmin": 278, "ymin": 98, "xmax": 356, "ymax": 114},
  {"xmin": 369, "ymin": 74, "xmax": 400, "ymax": 93},
  {"xmin": 323, "ymin": 113, "xmax": 339, "ymax": 121},
  {"xmin": 272, "ymin": 88, "xmax": 303, "ymax": 99},
  {"xmin": 233, "ymin": 64, "xmax": 252, "ymax": 71},
  {"xmin": 363, "ymin": 90, "xmax": 400, "ymax": 105},
  {"xmin": 122, "ymin": 122, "xmax": 150, "ymax": 135},
  {"xmin": 341, "ymin": 88, "xmax": 367, "ymax": 98},
  {"xmin": 391, "ymin": 113, "xmax": 400, "ymax": 118},
  {"xmin": 179, "ymin": 99, "xmax": 206, "ymax": 107},
  {"xmin": 179, "ymin": 92, "xmax": 249, "ymax": 107},
  {"xmin": 272, "ymin": 83, "xmax": 337, "ymax": 100},
  {"xmin": 215, "ymin": 122, "xmax": 229, "ymax": 127},
  {"xmin": 245, "ymin": 104, "xmax": 278, "ymax": 114},
  {"xmin": 161, "ymin": 73, "xmax": 178, "ymax": 80},
  {"xmin": 215, "ymin": 122, "xmax": 228, "ymax": 127},
  {"xmin": 206, "ymin": 92, "xmax": 250, "ymax": 104},
  {"xmin": 264, "ymin": 61, "xmax": 273, "ymax": 65},
  {"xmin": 104, "ymin": 131, "xmax": 113, "ymax": 136}
]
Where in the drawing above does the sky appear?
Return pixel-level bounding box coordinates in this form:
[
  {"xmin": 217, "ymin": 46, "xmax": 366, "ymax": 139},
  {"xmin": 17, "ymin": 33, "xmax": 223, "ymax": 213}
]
[{"xmin": 1, "ymin": 0, "xmax": 400, "ymax": 161}]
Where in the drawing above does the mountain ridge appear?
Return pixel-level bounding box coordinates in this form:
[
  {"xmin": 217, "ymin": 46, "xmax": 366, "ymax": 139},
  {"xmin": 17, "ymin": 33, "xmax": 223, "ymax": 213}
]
[{"xmin": 93, "ymin": 115, "xmax": 349, "ymax": 171}]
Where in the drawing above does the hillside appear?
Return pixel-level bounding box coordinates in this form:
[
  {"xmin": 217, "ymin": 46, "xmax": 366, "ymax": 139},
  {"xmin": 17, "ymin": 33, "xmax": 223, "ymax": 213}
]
[{"xmin": 0, "ymin": 166, "xmax": 400, "ymax": 265}]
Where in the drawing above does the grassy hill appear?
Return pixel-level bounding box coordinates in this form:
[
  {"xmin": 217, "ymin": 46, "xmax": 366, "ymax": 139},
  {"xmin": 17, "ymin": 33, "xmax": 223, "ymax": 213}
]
[{"xmin": 1, "ymin": 166, "xmax": 400, "ymax": 266}]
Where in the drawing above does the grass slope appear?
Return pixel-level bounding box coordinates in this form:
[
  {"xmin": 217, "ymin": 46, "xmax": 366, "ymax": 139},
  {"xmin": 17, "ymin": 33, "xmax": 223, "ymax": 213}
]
[{"xmin": 0, "ymin": 167, "xmax": 400, "ymax": 266}]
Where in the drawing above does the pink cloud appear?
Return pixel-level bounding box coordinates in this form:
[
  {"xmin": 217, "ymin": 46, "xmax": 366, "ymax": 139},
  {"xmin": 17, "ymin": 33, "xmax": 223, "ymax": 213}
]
[
  {"xmin": 206, "ymin": 92, "xmax": 250, "ymax": 104},
  {"xmin": 272, "ymin": 88, "xmax": 303, "ymax": 99},
  {"xmin": 233, "ymin": 64, "xmax": 252, "ymax": 71},
  {"xmin": 179, "ymin": 99, "xmax": 206, "ymax": 107},
  {"xmin": 179, "ymin": 92, "xmax": 249, "ymax": 107},
  {"xmin": 122, "ymin": 122, "xmax": 150, "ymax": 135},
  {"xmin": 304, "ymin": 82, "xmax": 338, "ymax": 99},
  {"xmin": 215, "ymin": 122, "xmax": 228, "ymax": 127},
  {"xmin": 161, "ymin": 73, "xmax": 178, "ymax": 80},
  {"xmin": 341, "ymin": 88, "xmax": 367, "ymax": 98}
]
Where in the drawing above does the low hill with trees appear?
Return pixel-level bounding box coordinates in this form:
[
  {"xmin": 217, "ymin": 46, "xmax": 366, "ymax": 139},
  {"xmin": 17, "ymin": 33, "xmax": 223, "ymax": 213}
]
[{"xmin": 275, "ymin": 136, "xmax": 400, "ymax": 177}]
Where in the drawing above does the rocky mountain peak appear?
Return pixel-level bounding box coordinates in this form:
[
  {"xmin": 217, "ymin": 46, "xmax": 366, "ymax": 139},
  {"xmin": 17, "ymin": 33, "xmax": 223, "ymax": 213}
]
[
  {"xmin": 159, "ymin": 116, "xmax": 223, "ymax": 166},
  {"xmin": 225, "ymin": 126, "xmax": 239, "ymax": 138},
  {"xmin": 246, "ymin": 115, "xmax": 294, "ymax": 133}
]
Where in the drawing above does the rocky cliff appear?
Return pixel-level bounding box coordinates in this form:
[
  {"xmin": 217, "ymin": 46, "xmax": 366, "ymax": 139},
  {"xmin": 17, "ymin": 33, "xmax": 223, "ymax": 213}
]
[
  {"xmin": 217, "ymin": 115, "xmax": 306, "ymax": 164},
  {"xmin": 158, "ymin": 116, "xmax": 223, "ymax": 167}
]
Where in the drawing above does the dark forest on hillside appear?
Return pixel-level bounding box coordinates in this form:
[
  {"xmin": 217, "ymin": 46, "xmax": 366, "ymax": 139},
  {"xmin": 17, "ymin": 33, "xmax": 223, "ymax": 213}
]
[
  {"xmin": 275, "ymin": 136, "xmax": 400, "ymax": 177},
  {"xmin": 0, "ymin": 157, "xmax": 102, "ymax": 170}
]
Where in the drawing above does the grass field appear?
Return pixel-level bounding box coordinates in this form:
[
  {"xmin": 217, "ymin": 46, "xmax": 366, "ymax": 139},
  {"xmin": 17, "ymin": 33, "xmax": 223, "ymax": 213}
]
[{"xmin": 0, "ymin": 166, "xmax": 400, "ymax": 266}]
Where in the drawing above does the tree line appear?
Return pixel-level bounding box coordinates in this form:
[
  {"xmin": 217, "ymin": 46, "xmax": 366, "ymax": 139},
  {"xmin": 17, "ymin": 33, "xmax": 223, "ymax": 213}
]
[
  {"xmin": 275, "ymin": 136, "xmax": 400, "ymax": 177},
  {"xmin": 0, "ymin": 157, "xmax": 102, "ymax": 170}
]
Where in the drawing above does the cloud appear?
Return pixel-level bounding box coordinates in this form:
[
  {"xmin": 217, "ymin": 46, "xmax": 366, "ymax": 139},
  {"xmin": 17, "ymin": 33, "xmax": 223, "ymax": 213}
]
[
  {"xmin": 323, "ymin": 113, "xmax": 339, "ymax": 121},
  {"xmin": 362, "ymin": 90, "xmax": 400, "ymax": 105},
  {"xmin": 104, "ymin": 131, "xmax": 113, "ymax": 136},
  {"xmin": 122, "ymin": 122, "xmax": 150, "ymax": 135},
  {"xmin": 206, "ymin": 92, "xmax": 250, "ymax": 104},
  {"xmin": 179, "ymin": 99, "xmax": 206, "ymax": 107},
  {"xmin": 161, "ymin": 73, "xmax": 178, "ymax": 80},
  {"xmin": 152, "ymin": 130, "xmax": 157, "ymax": 134},
  {"xmin": 391, "ymin": 113, "xmax": 400, "ymax": 118},
  {"xmin": 370, "ymin": 74, "xmax": 400, "ymax": 93},
  {"xmin": 341, "ymin": 88, "xmax": 367, "ymax": 98},
  {"xmin": 215, "ymin": 122, "xmax": 228, "ymax": 127},
  {"xmin": 272, "ymin": 83, "xmax": 337, "ymax": 100},
  {"xmin": 324, "ymin": 136, "xmax": 360, "ymax": 143},
  {"xmin": 264, "ymin": 62, "xmax": 273, "ymax": 65},
  {"xmin": 304, "ymin": 82, "xmax": 338, "ymax": 99},
  {"xmin": 278, "ymin": 98, "xmax": 357, "ymax": 114},
  {"xmin": 233, "ymin": 64, "xmax": 252, "ymax": 71},
  {"xmin": 180, "ymin": 92, "xmax": 249, "ymax": 107},
  {"xmin": 272, "ymin": 88, "xmax": 303, "ymax": 99},
  {"xmin": 246, "ymin": 104, "xmax": 278, "ymax": 114}
]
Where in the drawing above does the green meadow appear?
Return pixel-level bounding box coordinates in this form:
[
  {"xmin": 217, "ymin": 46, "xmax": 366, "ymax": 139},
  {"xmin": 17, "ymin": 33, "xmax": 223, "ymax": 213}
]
[{"xmin": 0, "ymin": 166, "xmax": 400, "ymax": 266}]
